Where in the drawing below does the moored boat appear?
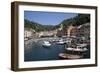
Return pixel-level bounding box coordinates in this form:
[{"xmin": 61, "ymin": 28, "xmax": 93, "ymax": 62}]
[
  {"xmin": 57, "ymin": 39, "xmax": 65, "ymax": 44},
  {"xmin": 59, "ymin": 53, "xmax": 82, "ymax": 59},
  {"xmin": 42, "ymin": 41, "xmax": 51, "ymax": 47},
  {"xmin": 65, "ymin": 44, "xmax": 88, "ymax": 52}
]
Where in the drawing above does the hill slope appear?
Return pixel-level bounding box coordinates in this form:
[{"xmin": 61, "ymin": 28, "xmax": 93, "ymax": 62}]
[{"xmin": 24, "ymin": 14, "xmax": 90, "ymax": 31}]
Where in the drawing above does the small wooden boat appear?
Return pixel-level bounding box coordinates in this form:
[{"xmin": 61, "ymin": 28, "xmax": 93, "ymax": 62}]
[{"xmin": 59, "ymin": 53, "xmax": 82, "ymax": 59}]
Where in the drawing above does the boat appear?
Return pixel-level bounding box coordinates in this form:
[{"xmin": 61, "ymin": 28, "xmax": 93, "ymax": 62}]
[
  {"xmin": 65, "ymin": 44, "xmax": 88, "ymax": 52},
  {"xmin": 42, "ymin": 41, "xmax": 51, "ymax": 47},
  {"xmin": 59, "ymin": 53, "xmax": 82, "ymax": 59},
  {"xmin": 57, "ymin": 39, "xmax": 65, "ymax": 44},
  {"xmin": 66, "ymin": 47, "xmax": 88, "ymax": 52}
]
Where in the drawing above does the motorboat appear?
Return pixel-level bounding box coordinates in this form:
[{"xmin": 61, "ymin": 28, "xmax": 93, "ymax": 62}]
[
  {"xmin": 66, "ymin": 47, "xmax": 88, "ymax": 52},
  {"xmin": 57, "ymin": 39, "xmax": 65, "ymax": 44},
  {"xmin": 65, "ymin": 44, "xmax": 88, "ymax": 52},
  {"xmin": 42, "ymin": 41, "xmax": 51, "ymax": 47}
]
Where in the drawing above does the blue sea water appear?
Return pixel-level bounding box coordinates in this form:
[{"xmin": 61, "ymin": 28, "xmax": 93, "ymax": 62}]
[
  {"xmin": 24, "ymin": 40, "xmax": 90, "ymax": 62},
  {"xmin": 24, "ymin": 41, "xmax": 66, "ymax": 61}
]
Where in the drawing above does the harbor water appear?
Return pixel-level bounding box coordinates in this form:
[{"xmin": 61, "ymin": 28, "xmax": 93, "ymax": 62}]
[{"xmin": 24, "ymin": 38, "xmax": 90, "ymax": 62}]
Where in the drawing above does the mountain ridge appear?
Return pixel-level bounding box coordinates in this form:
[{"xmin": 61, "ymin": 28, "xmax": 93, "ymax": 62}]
[{"xmin": 24, "ymin": 14, "xmax": 90, "ymax": 32}]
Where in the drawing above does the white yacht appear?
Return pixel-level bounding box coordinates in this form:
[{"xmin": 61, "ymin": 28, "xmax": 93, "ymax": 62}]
[
  {"xmin": 42, "ymin": 41, "xmax": 51, "ymax": 47},
  {"xmin": 57, "ymin": 39, "xmax": 65, "ymax": 44}
]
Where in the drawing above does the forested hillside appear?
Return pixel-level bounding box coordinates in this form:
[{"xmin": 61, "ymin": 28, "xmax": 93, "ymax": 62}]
[{"xmin": 24, "ymin": 14, "xmax": 90, "ymax": 31}]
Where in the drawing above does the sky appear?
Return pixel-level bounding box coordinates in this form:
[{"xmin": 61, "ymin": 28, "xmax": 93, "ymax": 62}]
[{"xmin": 24, "ymin": 11, "xmax": 78, "ymax": 25}]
